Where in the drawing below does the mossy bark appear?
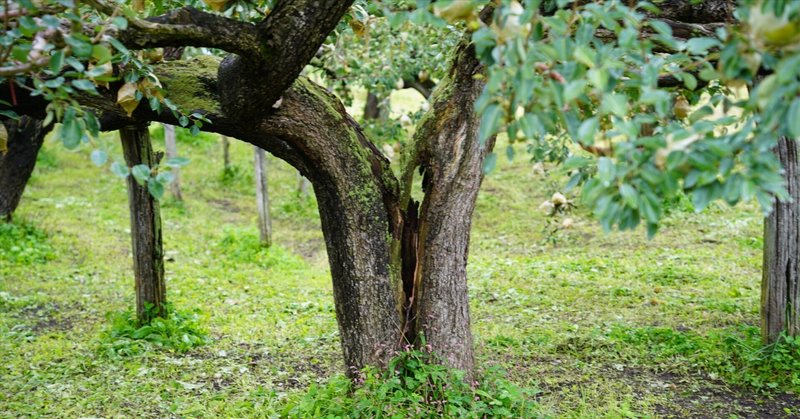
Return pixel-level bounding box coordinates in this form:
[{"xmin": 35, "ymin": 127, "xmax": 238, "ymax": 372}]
[
  {"xmin": 0, "ymin": 117, "xmax": 49, "ymax": 222},
  {"xmin": 120, "ymin": 125, "xmax": 167, "ymax": 324}
]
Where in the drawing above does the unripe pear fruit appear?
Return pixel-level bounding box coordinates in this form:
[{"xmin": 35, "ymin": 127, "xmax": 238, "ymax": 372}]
[
  {"xmin": 749, "ymin": 6, "xmax": 800, "ymax": 48},
  {"xmin": 551, "ymin": 192, "xmax": 567, "ymax": 206},
  {"xmin": 434, "ymin": 1, "xmax": 475, "ymax": 23},
  {"xmin": 673, "ymin": 96, "xmax": 690, "ymax": 119},
  {"xmin": 203, "ymin": 0, "xmax": 227, "ymax": 12},
  {"xmin": 418, "ymin": 69, "xmax": 429, "ymax": 83},
  {"xmin": 539, "ymin": 200, "xmax": 556, "ymax": 216}
]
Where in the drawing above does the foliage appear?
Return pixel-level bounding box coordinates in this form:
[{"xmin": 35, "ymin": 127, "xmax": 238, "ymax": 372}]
[
  {"xmin": 0, "ymin": 220, "xmax": 54, "ymax": 265},
  {"xmin": 97, "ymin": 304, "xmax": 209, "ymax": 357},
  {"xmin": 284, "ymin": 347, "xmax": 539, "ymax": 418},
  {"xmin": 465, "ymin": 0, "xmax": 800, "ymax": 235}
]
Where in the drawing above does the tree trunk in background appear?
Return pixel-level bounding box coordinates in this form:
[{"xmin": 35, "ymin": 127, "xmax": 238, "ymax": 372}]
[
  {"xmin": 0, "ymin": 117, "xmax": 49, "ymax": 221},
  {"xmin": 364, "ymin": 91, "xmax": 381, "ymax": 120},
  {"xmin": 221, "ymin": 135, "xmax": 231, "ymax": 172},
  {"xmin": 254, "ymin": 147, "xmax": 272, "ymax": 247},
  {"xmin": 162, "ymin": 124, "xmax": 183, "ymax": 201},
  {"xmin": 120, "ymin": 125, "xmax": 167, "ymax": 324},
  {"xmin": 297, "ymin": 171, "xmax": 310, "ymax": 198},
  {"xmin": 762, "ymin": 136, "xmax": 800, "ymax": 344}
]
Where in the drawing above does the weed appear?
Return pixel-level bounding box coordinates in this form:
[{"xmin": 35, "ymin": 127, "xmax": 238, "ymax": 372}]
[
  {"xmin": 605, "ymin": 325, "xmax": 800, "ymax": 392},
  {"xmin": 284, "ymin": 347, "xmax": 539, "ymax": 418},
  {"xmin": 0, "ymin": 220, "xmax": 54, "ymax": 265},
  {"xmin": 97, "ymin": 304, "xmax": 209, "ymax": 357}
]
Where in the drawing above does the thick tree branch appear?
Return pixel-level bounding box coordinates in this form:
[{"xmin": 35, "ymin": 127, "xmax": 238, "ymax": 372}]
[
  {"xmin": 86, "ymin": 0, "xmax": 261, "ymax": 57},
  {"xmin": 218, "ymin": 0, "xmax": 355, "ymax": 116}
]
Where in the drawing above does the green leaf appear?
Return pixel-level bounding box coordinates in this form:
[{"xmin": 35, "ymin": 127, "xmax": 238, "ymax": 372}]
[
  {"xmin": 619, "ymin": 184, "xmax": 638, "ymax": 209},
  {"xmin": 788, "ymin": 98, "xmax": 800, "ymax": 139},
  {"xmin": 90, "ymin": 149, "xmax": 108, "ymax": 166},
  {"xmin": 72, "ymin": 79, "xmax": 97, "ymax": 92},
  {"xmin": 601, "ymin": 93, "xmax": 628, "ymax": 117},
  {"xmin": 91, "ymin": 45, "xmax": 113, "ymax": 64},
  {"xmin": 478, "ymin": 104, "xmax": 503, "ymax": 144},
  {"xmin": 597, "ymin": 157, "xmax": 615, "ymax": 186},
  {"xmin": 165, "ymin": 157, "xmax": 190, "ymax": 167},
  {"xmin": 681, "ymin": 73, "xmax": 698, "ymax": 91},
  {"xmin": 65, "ymin": 35, "xmax": 93, "ymax": 58},
  {"xmin": 147, "ymin": 178, "xmax": 164, "ymax": 199},
  {"xmin": 482, "ymin": 152, "xmax": 497, "ymax": 174},
  {"xmin": 49, "ymin": 50, "xmax": 65, "ymax": 73},
  {"xmin": 59, "ymin": 117, "xmax": 82, "ymax": 149},
  {"xmin": 131, "ymin": 164, "xmax": 151, "ymax": 185},
  {"xmin": 111, "ymin": 162, "xmax": 129, "ymax": 178},
  {"xmin": 577, "ymin": 117, "xmax": 599, "ymax": 144},
  {"xmin": 684, "ymin": 37, "xmax": 719, "ymax": 55},
  {"xmin": 156, "ymin": 171, "xmax": 175, "ymax": 184}
]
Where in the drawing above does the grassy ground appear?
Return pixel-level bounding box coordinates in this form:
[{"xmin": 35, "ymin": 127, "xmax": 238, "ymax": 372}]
[{"xmin": 2, "ymin": 91, "xmax": 800, "ymax": 417}]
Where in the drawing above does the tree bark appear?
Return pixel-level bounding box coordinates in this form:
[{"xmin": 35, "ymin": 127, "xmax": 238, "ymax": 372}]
[
  {"xmin": 762, "ymin": 136, "xmax": 800, "ymax": 344},
  {"xmin": 399, "ymin": 32, "xmax": 494, "ymax": 377},
  {"xmin": 162, "ymin": 124, "xmax": 183, "ymax": 201},
  {"xmin": 120, "ymin": 125, "xmax": 167, "ymax": 324},
  {"xmin": 0, "ymin": 117, "xmax": 48, "ymax": 221},
  {"xmin": 254, "ymin": 146, "xmax": 272, "ymax": 247},
  {"xmin": 364, "ymin": 91, "xmax": 381, "ymax": 120}
]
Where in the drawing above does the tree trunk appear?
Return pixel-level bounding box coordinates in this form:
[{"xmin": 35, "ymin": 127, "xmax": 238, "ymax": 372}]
[
  {"xmin": 254, "ymin": 146, "xmax": 272, "ymax": 247},
  {"xmin": 762, "ymin": 136, "xmax": 800, "ymax": 344},
  {"xmin": 221, "ymin": 135, "xmax": 231, "ymax": 172},
  {"xmin": 399, "ymin": 34, "xmax": 493, "ymax": 377},
  {"xmin": 364, "ymin": 91, "xmax": 381, "ymax": 120},
  {"xmin": 162, "ymin": 124, "xmax": 183, "ymax": 201},
  {"xmin": 120, "ymin": 125, "xmax": 167, "ymax": 324},
  {"xmin": 0, "ymin": 117, "xmax": 48, "ymax": 221}
]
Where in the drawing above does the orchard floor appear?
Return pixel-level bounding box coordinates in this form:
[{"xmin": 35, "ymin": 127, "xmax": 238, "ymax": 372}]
[{"xmin": 2, "ymin": 125, "xmax": 799, "ymax": 418}]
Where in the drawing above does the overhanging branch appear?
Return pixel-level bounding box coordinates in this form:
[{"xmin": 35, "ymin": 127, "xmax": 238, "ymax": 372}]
[{"xmin": 85, "ymin": 0, "xmax": 262, "ymax": 57}]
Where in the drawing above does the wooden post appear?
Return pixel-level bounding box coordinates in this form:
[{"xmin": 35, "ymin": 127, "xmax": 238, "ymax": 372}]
[
  {"xmin": 222, "ymin": 135, "xmax": 231, "ymax": 172},
  {"xmin": 162, "ymin": 124, "xmax": 183, "ymax": 201},
  {"xmin": 297, "ymin": 171, "xmax": 310, "ymax": 198},
  {"xmin": 254, "ymin": 146, "xmax": 272, "ymax": 247},
  {"xmin": 120, "ymin": 125, "xmax": 167, "ymax": 324}
]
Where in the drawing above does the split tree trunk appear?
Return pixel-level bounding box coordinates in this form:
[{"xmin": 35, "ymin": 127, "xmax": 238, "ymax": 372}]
[
  {"xmin": 762, "ymin": 136, "xmax": 800, "ymax": 343},
  {"xmin": 399, "ymin": 33, "xmax": 494, "ymax": 377},
  {"xmin": 254, "ymin": 146, "xmax": 272, "ymax": 247},
  {"xmin": 0, "ymin": 117, "xmax": 48, "ymax": 221},
  {"xmin": 162, "ymin": 124, "xmax": 183, "ymax": 201},
  {"xmin": 120, "ymin": 125, "xmax": 167, "ymax": 324}
]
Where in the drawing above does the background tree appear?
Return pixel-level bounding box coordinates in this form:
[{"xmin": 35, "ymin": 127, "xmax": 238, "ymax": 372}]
[{"xmin": 0, "ymin": 117, "xmax": 50, "ymax": 221}]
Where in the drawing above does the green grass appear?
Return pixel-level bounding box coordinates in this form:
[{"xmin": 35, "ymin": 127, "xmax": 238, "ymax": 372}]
[{"xmin": 1, "ymin": 104, "xmax": 799, "ymax": 416}]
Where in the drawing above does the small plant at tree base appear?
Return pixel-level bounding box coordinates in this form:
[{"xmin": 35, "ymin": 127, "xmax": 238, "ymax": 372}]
[
  {"xmin": 97, "ymin": 304, "xmax": 209, "ymax": 357},
  {"xmin": 0, "ymin": 220, "xmax": 55, "ymax": 265},
  {"xmin": 283, "ymin": 346, "xmax": 539, "ymax": 418}
]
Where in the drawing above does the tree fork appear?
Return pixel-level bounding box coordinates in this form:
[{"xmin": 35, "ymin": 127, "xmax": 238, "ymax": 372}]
[{"xmin": 120, "ymin": 124, "xmax": 167, "ymax": 324}]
